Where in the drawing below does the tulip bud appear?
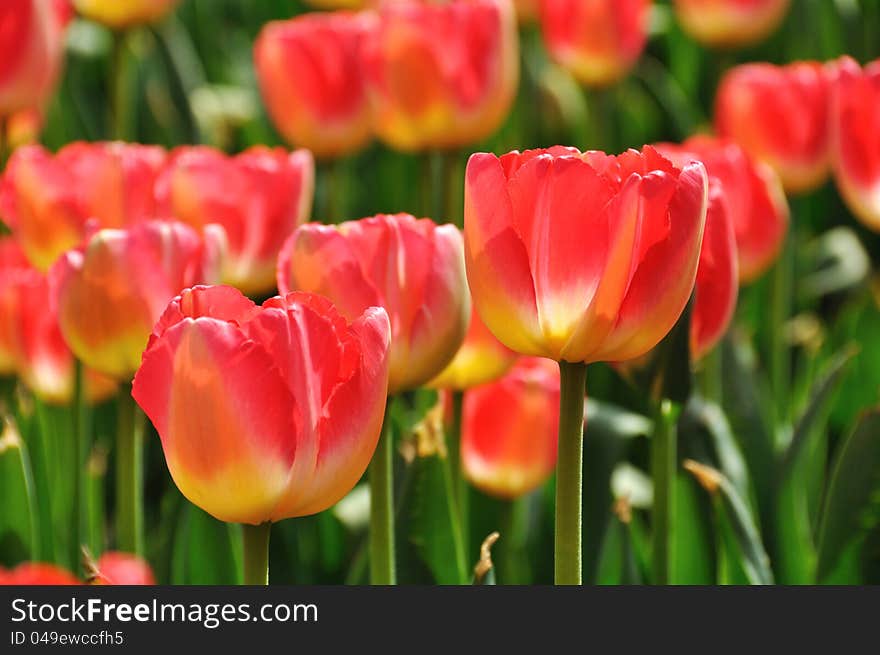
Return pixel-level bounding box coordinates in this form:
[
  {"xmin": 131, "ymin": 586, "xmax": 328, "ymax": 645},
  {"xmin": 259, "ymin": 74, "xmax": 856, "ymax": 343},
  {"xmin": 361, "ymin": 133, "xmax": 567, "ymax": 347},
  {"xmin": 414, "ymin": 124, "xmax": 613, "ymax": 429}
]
[
  {"xmin": 132, "ymin": 285, "xmax": 392, "ymax": 524},
  {"xmin": 50, "ymin": 221, "xmax": 224, "ymax": 380},
  {"xmin": 428, "ymin": 306, "xmax": 517, "ymax": 390},
  {"xmin": 715, "ymin": 61, "xmax": 831, "ymax": 194},
  {"xmin": 829, "ymin": 57, "xmax": 880, "ymax": 231},
  {"xmin": 361, "ymin": 0, "xmax": 519, "ymax": 151},
  {"xmin": 464, "ymin": 145, "xmax": 708, "ymax": 364},
  {"xmin": 278, "ymin": 213, "xmax": 470, "ymax": 393},
  {"xmin": 0, "ymin": 562, "xmax": 80, "ymax": 585},
  {"xmin": 539, "ymin": 0, "xmax": 649, "ymax": 87},
  {"xmin": 73, "ymin": 0, "xmax": 179, "ymax": 29},
  {"xmin": 660, "ymin": 135, "xmax": 788, "ymax": 284},
  {"xmin": 673, "ymin": 0, "xmax": 790, "ymax": 48},
  {"xmin": 89, "ymin": 552, "xmax": 155, "ymax": 585},
  {"xmin": 461, "ymin": 357, "xmax": 560, "ymax": 499},
  {"xmin": 0, "ymin": 142, "xmax": 167, "ymax": 271},
  {"xmin": 156, "ymin": 146, "xmax": 314, "ymax": 295},
  {"xmin": 0, "ymin": 0, "xmax": 69, "ymax": 116},
  {"xmin": 254, "ymin": 12, "xmax": 375, "ymax": 159}
]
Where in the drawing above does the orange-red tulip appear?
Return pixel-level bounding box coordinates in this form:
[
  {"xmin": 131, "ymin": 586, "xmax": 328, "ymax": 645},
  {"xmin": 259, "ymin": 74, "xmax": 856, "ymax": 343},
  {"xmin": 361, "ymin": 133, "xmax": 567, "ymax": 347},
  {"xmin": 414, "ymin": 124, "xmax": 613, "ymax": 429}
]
[
  {"xmin": 673, "ymin": 0, "xmax": 790, "ymax": 48},
  {"xmin": 50, "ymin": 221, "xmax": 224, "ymax": 380},
  {"xmin": 156, "ymin": 146, "xmax": 314, "ymax": 295},
  {"xmin": 254, "ymin": 12, "xmax": 375, "ymax": 159},
  {"xmin": 0, "ymin": 562, "xmax": 80, "ymax": 585},
  {"xmin": 361, "ymin": 0, "xmax": 518, "ymax": 151},
  {"xmin": 0, "ymin": 236, "xmax": 29, "ymax": 374},
  {"xmin": 428, "ymin": 306, "xmax": 517, "ymax": 390},
  {"xmin": 0, "ymin": 142, "xmax": 167, "ymax": 271},
  {"xmin": 278, "ymin": 213, "xmax": 470, "ymax": 393},
  {"xmin": 6, "ymin": 108, "xmax": 43, "ymax": 149},
  {"xmin": 461, "ymin": 357, "xmax": 560, "ymax": 498},
  {"xmin": 73, "ymin": 0, "xmax": 179, "ymax": 28},
  {"xmin": 660, "ymin": 135, "xmax": 788, "ymax": 284},
  {"xmin": 715, "ymin": 61, "xmax": 831, "ymax": 194},
  {"xmin": 539, "ymin": 0, "xmax": 649, "ymax": 87},
  {"xmin": 464, "ymin": 146, "xmax": 708, "ymax": 364},
  {"xmin": 830, "ymin": 57, "xmax": 880, "ymax": 231},
  {"xmin": 132, "ymin": 285, "xmax": 391, "ymax": 524},
  {"xmin": 90, "ymin": 552, "xmax": 155, "ymax": 585},
  {"xmin": 0, "ymin": 0, "xmax": 70, "ymax": 116}
]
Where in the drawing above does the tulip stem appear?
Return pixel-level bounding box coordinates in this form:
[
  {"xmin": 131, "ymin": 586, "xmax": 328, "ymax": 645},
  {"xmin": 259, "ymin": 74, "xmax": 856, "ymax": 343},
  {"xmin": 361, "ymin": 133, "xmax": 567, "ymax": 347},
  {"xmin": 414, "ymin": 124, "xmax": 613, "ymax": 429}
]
[
  {"xmin": 70, "ymin": 360, "xmax": 84, "ymax": 572},
  {"xmin": 110, "ymin": 32, "xmax": 131, "ymax": 140},
  {"xmin": 555, "ymin": 361, "xmax": 587, "ymax": 585},
  {"xmin": 769, "ymin": 229, "xmax": 792, "ymax": 432},
  {"xmin": 0, "ymin": 114, "xmax": 8, "ymax": 168},
  {"xmin": 116, "ymin": 387, "xmax": 144, "ymax": 556},
  {"xmin": 242, "ymin": 522, "xmax": 271, "ymax": 585},
  {"xmin": 439, "ymin": 406, "xmax": 468, "ymax": 584},
  {"xmin": 651, "ymin": 399, "xmax": 679, "ymax": 585},
  {"xmin": 370, "ymin": 399, "xmax": 396, "ymax": 584},
  {"xmin": 448, "ymin": 390, "xmax": 469, "ymax": 553}
]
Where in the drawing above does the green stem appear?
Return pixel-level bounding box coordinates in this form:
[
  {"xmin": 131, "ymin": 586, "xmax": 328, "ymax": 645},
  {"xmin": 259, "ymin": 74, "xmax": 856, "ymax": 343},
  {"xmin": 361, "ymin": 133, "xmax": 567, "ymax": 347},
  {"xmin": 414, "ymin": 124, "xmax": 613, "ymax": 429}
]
[
  {"xmin": 369, "ymin": 399, "xmax": 396, "ymax": 584},
  {"xmin": 651, "ymin": 399, "xmax": 679, "ymax": 585},
  {"xmin": 242, "ymin": 522, "xmax": 271, "ymax": 585},
  {"xmin": 440, "ymin": 429, "xmax": 467, "ymax": 584},
  {"xmin": 70, "ymin": 360, "xmax": 84, "ymax": 571},
  {"xmin": 699, "ymin": 345, "xmax": 723, "ymax": 402},
  {"xmin": 318, "ymin": 158, "xmax": 345, "ymax": 224},
  {"xmin": 448, "ymin": 391, "xmax": 468, "ymax": 552},
  {"xmin": 440, "ymin": 150, "xmax": 463, "ymax": 226},
  {"xmin": 555, "ymin": 361, "xmax": 587, "ymax": 585},
  {"xmin": 116, "ymin": 388, "xmax": 144, "ymax": 555},
  {"xmin": 85, "ymin": 445, "xmax": 107, "ymax": 556},
  {"xmin": 110, "ymin": 32, "xmax": 130, "ymax": 140},
  {"xmin": 0, "ymin": 114, "xmax": 8, "ymax": 168},
  {"xmin": 768, "ymin": 229, "xmax": 792, "ymax": 432},
  {"xmin": 500, "ymin": 498, "xmax": 528, "ymax": 584}
]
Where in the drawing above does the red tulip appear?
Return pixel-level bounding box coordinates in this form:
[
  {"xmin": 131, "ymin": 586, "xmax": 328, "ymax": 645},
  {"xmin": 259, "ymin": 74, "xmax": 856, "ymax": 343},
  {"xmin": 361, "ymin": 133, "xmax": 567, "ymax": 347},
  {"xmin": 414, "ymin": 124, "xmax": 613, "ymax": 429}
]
[
  {"xmin": 156, "ymin": 146, "xmax": 314, "ymax": 295},
  {"xmin": 464, "ymin": 146, "xmax": 708, "ymax": 363},
  {"xmin": 673, "ymin": 0, "xmax": 790, "ymax": 48},
  {"xmin": 660, "ymin": 135, "xmax": 788, "ymax": 283},
  {"xmin": 461, "ymin": 357, "xmax": 560, "ymax": 499},
  {"xmin": 132, "ymin": 285, "xmax": 391, "ymax": 524},
  {"xmin": 715, "ymin": 61, "xmax": 831, "ymax": 194},
  {"xmin": 73, "ymin": 0, "xmax": 179, "ymax": 28},
  {"xmin": 539, "ymin": 0, "xmax": 649, "ymax": 87},
  {"xmin": 0, "ymin": 142, "xmax": 167, "ymax": 271},
  {"xmin": 428, "ymin": 306, "xmax": 517, "ymax": 390},
  {"xmin": 0, "ymin": 236, "xmax": 30, "ymax": 374},
  {"xmin": 90, "ymin": 552, "xmax": 155, "ymax": 585},
  {"xmin": 830, "ymin": 57, "xmax": 880, "ymax": 231},
  {"xmin": 254, "ymin": 12, "xmax": 375, "ymax": 159},
  {"xmin": 278, "ymin": 213, "xmax": 470, "ymax": 393},
  {"xmin": 0, "ymin": 562, "xmax": 80, "ymax": 585},
  {"xmin": 50, "ymin": 221, "xmax": 224, "ymax": 380},
  {"xmin": 361, "ymin": 0, "xmax": 518, "ymax": 151},
  {"xmin": 0, "ymin": 0, "xmax": 70, "ymax": 116}
]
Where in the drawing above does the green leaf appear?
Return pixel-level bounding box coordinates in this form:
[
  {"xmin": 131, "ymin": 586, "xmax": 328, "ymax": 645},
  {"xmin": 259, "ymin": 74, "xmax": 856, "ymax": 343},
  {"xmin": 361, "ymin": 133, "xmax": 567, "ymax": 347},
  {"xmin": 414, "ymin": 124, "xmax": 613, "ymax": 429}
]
[
  {"xmin": 816, "ymin": 408, "xmax": 880, "ymax": 582},
  {"xmin": 672, "ymin": 473, "xmax": 715, "ymax": 584},
  {"xmin": 0, "ymin": 422, "xmax": 39, "ymax": 565},
  {"xmin": 170, "ymin": 502, "xmax": 241, "ymax": 585}
]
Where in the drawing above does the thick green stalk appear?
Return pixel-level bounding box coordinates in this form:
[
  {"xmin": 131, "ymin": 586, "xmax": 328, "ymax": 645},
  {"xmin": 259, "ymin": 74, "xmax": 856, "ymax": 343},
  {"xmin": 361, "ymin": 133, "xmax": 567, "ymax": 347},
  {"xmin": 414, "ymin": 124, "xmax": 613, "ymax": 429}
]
[
  {"xmin": 439, "ymin": 429, "xmax": 467, "ymax": 584},
  {"xmin": 369, "ymin": 400, "xmax": 396, "ymax": 584},
  {"xmin": 242, "ymin": 522, "xmax": 271, "ymax": 585},
  {"xmin": 651, "ymin": 399, "xmax": 679, "ymax": 584},
  {"xmin": 116, "ymin": 389, "xmax": 144, "ymax": 555},
  {"xmin": 769, "ymin": 230, "xmax": 793, "ymax": 432},
  {"xmin": 699, "ymin": 345, "xmax": 723, "ymax": 402},
  {"xmin": 447, "ymin": 391, "xmax": 468, "ymax": 552},
  {"xmin": 70, "ymin": 360, "xmax": 84, "ymax": 571},
  {"xmin": 555, "ymin": 361, "xmax": 587, "ymax": 585},
  {"xmin": 110, "ymin": 32, "xmax": 130, "ymax": 140}
]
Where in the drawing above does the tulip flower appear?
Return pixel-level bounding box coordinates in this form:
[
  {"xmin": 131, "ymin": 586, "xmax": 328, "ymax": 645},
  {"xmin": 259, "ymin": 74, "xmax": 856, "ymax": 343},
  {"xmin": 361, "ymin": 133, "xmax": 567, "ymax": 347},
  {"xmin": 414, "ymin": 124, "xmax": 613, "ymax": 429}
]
[
  {"xmin": 132, "ymin": 285, "xmax": 391, "ymax": 583},
  {"xmin": 156, "ymin": 146, "xmax": 315, "ymax": 295},
  {"xmin": 0, "ymin": 237, "xmax": 30, "ymax": 374},
  {"xmin": 428, "ymin": 307, "xmax": 517, "ymax": 391},
  {"xmin": 0, "ymin": 562, "xmax": 80, "ymax": 585},
  {"xmin": 90, "ymin": 552, "xmax": 155, "ymax": 585},
  {"xmin": 461, "ymin": 357, "xmax": 560, "ymax": 499},
  {"xmin": 465, "ymin": 145, "xmax": 707, "ymax": 584},
  {"xmin": 254, "ymin": 12, "xmax": 375, "ymax": 159},
  {"xmin": 660, "ymin": 135, "xmax": 788, "ymax": 283},
  {"xmin": 539, "ymin": 0, "xmax": 649, "ymax": 87},
  {"xmin": 279, "ymin": 212, "xmax": 468, "ymax": 584},
  {"xmin": 49, "ymin": 221, "xmax": 223, "ymax": 381},
  {"xmin": 6, "ymin": 108, "xmax": 43, "ymax": 150},
  {"xmin": 278, "ymin": 213, "xmax": 470, "ymax": 394},
  {"xmin": 73, "ymin": 0, "xmax": 179, "ymax": 29},
  {"xmin": 673, "ymin": 0, "xmax": 791, "ymax": 48},
  {"xmin": 829, "ymin": 57, "xmax": 880, "ymax": 231},
  {"xmin": 715, "ymin": 61, "xmax": 831, "ymax": 194},
  {"xmin": 0, "ymin": 0, "xmax": 70, "ymax": 117},
  {"xmin": 0, "ymin": 142, "xmax": 167, "ymax": 271},
  {"xmin": 361, "ymin": 0, "xmax": 518, "ymax": 151}
]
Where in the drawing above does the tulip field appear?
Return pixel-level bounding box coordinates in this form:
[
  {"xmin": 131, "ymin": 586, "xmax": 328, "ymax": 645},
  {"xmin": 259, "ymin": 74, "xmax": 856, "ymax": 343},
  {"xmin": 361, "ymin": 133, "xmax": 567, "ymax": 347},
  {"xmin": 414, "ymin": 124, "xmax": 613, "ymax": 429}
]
[{"xmin": 1, "ymin": 0, "xmax": 880, "ymax": 588}]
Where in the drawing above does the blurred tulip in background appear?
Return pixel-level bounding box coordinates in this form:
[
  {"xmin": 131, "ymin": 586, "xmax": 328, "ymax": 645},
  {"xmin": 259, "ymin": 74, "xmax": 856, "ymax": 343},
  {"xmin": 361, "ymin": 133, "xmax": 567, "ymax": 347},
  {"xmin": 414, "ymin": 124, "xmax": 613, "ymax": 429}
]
[
  {"xmin": 73, "ymin": 0, "xmax": 180, "ymax": 29},
  {"xmin": 673, "ymin": 0, "xmax": 791, "ymax": 48}
]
